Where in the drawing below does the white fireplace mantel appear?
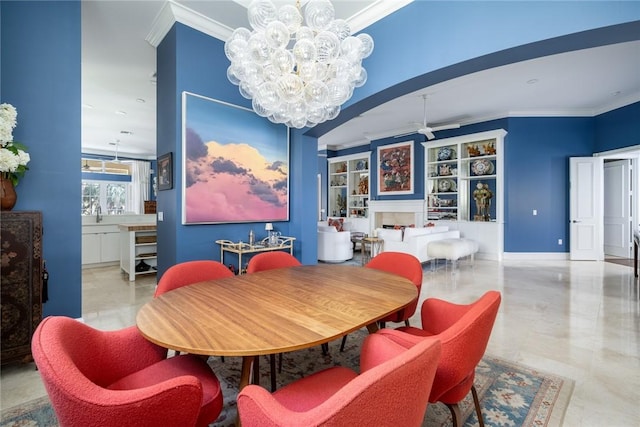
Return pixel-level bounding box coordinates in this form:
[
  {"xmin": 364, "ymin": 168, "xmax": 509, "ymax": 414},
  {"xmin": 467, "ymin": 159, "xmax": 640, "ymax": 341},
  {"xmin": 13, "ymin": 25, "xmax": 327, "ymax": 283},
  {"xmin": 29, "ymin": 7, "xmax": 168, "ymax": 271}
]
[{"xmin": 367, "ymin": 200, "xmax": 426, "ymax": 230}]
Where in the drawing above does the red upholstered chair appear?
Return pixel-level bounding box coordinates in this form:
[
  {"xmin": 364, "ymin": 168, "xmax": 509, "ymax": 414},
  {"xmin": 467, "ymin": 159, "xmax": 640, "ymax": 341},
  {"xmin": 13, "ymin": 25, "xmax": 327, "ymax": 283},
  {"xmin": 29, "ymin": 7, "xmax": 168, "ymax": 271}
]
[
  {"xmin": 246, "ymin": 251, "xmax": 301, "ymax": 273},
  {"xmin": 246, "ymin": 251, "xmax": 302, "ymax": 391},
  {"xmin": 154, "ymin": 260, "xmax": 233, "ymax": 297},
  {"xmin": 366, "ymin": 251, "xmax": 423, "ymax": 325},
  {"xmin": 31, "ymin": 316, "xmax": 223, "ymax": 427},
  {"xmin": 155, "ymin": 260, "xmax": 234, "ymax": 359},
  {"xmin": 377, "ymin": 291, "xmax": 502, "ymax": 427},
  {"xmin": 340, "ymin": 251, "xmax": 422, "ymax": 351},
  {"xmin": 237, "ymin": 333, "xmax": 441, "ymax": 427}
]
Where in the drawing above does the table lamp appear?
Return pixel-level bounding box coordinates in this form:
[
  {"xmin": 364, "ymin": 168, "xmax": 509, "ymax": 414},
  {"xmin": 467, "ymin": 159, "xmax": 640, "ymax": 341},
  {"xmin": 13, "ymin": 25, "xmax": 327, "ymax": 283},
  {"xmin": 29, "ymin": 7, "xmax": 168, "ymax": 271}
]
[{"xmin": 265, "ymin": 223, "xmax": 273, "ymax": 232}]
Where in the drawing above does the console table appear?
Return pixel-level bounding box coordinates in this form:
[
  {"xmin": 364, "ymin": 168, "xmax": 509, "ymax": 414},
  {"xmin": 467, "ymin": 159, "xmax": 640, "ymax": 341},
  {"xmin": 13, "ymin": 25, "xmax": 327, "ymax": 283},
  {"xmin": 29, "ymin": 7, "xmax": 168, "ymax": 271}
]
[{"xmin": 216, "ymin": 237, "xmax": 295, "ymax": 274}]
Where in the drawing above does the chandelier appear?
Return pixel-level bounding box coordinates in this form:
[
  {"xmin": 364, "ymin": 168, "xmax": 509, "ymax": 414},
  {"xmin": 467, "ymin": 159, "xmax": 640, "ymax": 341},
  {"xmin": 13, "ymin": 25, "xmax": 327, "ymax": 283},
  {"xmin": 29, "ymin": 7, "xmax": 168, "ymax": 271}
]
[{"xmin": 224, "ymin": 0, "xmax": 374, "ymax": 129}]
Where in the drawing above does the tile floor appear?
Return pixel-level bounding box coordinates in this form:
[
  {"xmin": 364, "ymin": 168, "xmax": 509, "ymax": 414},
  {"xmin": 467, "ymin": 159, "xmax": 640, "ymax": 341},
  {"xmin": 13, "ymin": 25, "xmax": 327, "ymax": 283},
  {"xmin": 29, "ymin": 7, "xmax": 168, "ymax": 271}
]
[{"xmin": 1, "ymin": 258, "xmax": 639, "ymax": 426}]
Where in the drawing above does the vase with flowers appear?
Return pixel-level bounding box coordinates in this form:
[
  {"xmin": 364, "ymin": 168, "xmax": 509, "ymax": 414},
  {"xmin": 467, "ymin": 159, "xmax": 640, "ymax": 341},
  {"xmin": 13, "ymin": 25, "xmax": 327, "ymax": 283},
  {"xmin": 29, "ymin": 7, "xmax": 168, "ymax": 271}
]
[{"xmin": 0, "ymin": 103, "xmax": 30, "ymax": 210}]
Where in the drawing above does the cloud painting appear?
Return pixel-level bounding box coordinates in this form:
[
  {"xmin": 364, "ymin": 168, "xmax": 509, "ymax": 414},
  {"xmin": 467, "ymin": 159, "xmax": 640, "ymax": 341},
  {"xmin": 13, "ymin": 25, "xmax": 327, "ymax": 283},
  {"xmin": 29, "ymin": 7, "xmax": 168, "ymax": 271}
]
[{"xmin": 182, "ymin": 93, "xmax": 289, "ymax": 224}]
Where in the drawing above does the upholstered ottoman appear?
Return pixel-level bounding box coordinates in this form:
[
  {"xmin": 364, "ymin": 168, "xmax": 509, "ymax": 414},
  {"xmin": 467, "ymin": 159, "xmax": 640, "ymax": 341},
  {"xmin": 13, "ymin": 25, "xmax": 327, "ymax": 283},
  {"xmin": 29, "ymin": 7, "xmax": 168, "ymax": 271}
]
[{"xmin": 427, "ymin": 238, "xmax": 479, "ymax": 270}]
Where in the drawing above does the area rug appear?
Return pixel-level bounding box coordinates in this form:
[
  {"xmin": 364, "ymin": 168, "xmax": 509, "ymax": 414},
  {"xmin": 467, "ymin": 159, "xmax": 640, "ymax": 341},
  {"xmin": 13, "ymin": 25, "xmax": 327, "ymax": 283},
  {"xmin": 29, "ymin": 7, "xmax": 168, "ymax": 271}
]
[{"xmin": 1, "ymin": 331, "xmax": 573, "ymax": 427}]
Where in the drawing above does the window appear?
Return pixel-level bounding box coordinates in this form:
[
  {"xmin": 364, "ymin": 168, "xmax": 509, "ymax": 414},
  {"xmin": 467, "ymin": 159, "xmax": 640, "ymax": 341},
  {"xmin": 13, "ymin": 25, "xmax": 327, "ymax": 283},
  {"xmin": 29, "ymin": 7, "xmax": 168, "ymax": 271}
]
[
  {"xmin": 82, "ymin": 157, "xmax": 133, "ymax": 216},
  {"xmin": 82, "ymin": 180, "xmax": 130, "ymax": 215}
]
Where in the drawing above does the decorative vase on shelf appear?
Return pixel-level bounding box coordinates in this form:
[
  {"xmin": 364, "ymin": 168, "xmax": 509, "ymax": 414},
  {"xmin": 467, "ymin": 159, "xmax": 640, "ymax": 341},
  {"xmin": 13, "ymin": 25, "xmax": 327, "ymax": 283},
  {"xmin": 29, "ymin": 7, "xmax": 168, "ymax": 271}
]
[{"xmin": 1, "ymin": 174, "xmax": 17, "ymax": 211}]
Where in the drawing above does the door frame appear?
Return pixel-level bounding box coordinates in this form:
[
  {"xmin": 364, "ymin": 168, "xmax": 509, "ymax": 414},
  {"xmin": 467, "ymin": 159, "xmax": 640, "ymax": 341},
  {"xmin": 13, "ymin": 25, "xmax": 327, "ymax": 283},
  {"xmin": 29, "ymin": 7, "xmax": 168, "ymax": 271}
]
[{"xmin": 594, "ymin": 145, "xmax": 640, "ymax": 259}]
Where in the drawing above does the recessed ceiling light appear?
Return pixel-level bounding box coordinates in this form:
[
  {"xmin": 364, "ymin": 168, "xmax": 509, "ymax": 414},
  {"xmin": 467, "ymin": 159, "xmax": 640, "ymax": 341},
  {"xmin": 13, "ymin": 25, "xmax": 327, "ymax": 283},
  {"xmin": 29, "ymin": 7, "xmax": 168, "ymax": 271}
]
[
  {"xmin": 115, "ymin": 110, "xmax": 127, "ymax": 115},
  {"xmin": 136, "ymin": 98, "xmax": 146, "ymax": 103},
  {"xmin": 612, "ymin": 91, "xmax": 621, "ymax": 96},
  {"xmin": 526, "ymin": 79, "xmax": 539, "ymax": 84},
  {"xmin": 82, "ymin": 103, "xmax": 94, "ymax": 109}
]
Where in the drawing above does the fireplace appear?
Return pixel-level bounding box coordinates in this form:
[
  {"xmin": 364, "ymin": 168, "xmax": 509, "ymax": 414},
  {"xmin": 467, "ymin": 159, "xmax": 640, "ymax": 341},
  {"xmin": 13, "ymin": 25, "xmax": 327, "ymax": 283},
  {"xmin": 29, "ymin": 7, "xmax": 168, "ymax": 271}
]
[{"xmin": 368, "ymin": 200, "xmax": 426, "ymax": 230}]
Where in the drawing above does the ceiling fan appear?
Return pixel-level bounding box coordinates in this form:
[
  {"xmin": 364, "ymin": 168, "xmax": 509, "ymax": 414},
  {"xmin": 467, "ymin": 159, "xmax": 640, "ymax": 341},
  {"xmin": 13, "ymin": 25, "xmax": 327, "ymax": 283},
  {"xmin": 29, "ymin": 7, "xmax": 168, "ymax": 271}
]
[{"xmin": 416, "ymin": 95, "xmax": 460, "ymax": 140}]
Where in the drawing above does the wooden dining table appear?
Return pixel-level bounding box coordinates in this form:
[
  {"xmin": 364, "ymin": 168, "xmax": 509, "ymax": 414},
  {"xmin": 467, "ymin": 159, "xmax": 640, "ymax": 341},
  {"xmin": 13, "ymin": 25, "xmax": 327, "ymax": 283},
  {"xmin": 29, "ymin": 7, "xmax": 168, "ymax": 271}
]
[{"xmin": 136, "ymin": 264, "xmax": 417, "ymax": 391}]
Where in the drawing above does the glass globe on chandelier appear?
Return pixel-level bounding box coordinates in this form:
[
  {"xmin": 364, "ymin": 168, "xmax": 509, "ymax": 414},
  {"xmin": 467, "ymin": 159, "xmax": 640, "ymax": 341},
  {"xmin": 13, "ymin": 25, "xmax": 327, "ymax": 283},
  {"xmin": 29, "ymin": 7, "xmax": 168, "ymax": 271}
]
[{"xmin": 224, "ymin": 0, "xmax": 374, "ymax": 129}]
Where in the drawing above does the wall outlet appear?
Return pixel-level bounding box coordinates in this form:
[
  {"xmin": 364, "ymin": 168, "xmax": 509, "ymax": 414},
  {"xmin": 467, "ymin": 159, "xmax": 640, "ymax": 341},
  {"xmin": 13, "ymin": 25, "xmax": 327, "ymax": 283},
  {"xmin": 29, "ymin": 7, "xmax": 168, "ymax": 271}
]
[
  {"xmin": 533, "ymin": 209, "xmax": 537, "ymax": 216},
  {"xmin": 158, "ymin": 212, "xmax": 164, "ymax": 221},
  {"xmin": 558, "ymin": 239, "xmax": 562, "ymax": 245}
]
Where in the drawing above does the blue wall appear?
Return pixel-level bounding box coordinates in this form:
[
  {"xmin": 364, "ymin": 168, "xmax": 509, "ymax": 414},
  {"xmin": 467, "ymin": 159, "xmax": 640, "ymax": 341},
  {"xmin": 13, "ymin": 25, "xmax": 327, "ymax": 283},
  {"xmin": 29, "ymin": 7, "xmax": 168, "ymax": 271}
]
[
  {"xmin": 156, "ymin": 23, "xmax": 318, "ymax": 275},
  {"xmin": 504, "ymin": 117, "xmax": 595, "ymax": 252},
  {"xmin": 594, "ymin": 102, "xmax": 640, "ymax": 152},
  {"xmin": 1, "ymin": 1, "xmax": 82, "ymax": 318}
]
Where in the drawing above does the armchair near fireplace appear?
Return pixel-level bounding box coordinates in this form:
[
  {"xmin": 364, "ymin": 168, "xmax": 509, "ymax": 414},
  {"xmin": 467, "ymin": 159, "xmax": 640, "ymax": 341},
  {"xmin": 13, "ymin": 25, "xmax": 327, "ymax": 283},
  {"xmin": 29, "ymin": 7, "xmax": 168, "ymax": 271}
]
[{"xmin": 317, "ymin": 222, "xmax": 354, "ymax": 263}]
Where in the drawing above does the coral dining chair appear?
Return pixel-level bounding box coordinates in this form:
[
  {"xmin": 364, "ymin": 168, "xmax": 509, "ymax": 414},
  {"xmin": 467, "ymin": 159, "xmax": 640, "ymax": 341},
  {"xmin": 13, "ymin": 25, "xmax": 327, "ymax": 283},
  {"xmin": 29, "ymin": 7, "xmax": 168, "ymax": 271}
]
[
  {"xmin": 340, "ymin": 251, "xmax": 423, "ymax": 351},
  {"xmin": 246, "ymin": 251, "xmax": 301, "ymax": 273},
  {"xmin": 154, "ymin": 260, "xmax": 234, "ymax": 359},
  {"xmin": 32, "ymin": 316, "xmax": 223, "ymax": 427},
  {"xmin": 154, "ymin": 260, "xmax": 233, "ymax": 297},
  {"xmin": 246, "ymin": 251, "xmax": 302, "ymax": 391},
  {"xmin": 237, "ymin": 333, "xmax": 442, "ymax": 427},
  {"xmin": 377, "ymin": 290, "xmax": 502, "ymax": 427}
]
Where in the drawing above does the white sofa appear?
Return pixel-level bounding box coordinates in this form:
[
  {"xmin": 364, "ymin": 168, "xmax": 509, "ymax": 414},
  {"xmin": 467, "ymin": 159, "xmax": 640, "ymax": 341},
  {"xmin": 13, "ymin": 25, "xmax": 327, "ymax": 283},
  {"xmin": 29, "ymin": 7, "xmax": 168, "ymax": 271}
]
[
  {"xmin": 375, "ymin": 226, "xmax": 461, "ymax": 263},
  {"xmin": 318, "ymin": 222, "xmax": 354, "ymax": 263}
]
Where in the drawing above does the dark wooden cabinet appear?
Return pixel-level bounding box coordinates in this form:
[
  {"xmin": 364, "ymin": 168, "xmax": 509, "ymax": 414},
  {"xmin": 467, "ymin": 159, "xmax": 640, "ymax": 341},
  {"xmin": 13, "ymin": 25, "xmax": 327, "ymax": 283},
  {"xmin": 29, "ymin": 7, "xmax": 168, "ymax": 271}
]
[{"xmin": 1, "ymin": 211, "xmax": 43, "ymax": 365}]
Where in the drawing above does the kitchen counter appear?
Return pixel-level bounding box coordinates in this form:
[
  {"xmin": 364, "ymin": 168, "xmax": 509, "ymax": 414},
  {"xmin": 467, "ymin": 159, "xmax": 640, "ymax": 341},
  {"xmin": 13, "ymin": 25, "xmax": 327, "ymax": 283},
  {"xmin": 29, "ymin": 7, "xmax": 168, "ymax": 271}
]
[{"xmin": 118, "ymin": 223, "xmax": 156, "ymax": 232}]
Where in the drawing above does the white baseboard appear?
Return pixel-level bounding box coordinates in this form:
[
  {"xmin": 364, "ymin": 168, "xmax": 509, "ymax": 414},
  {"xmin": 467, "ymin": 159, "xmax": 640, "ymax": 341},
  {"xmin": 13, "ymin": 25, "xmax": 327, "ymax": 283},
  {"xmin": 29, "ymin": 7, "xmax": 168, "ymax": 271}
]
[{"xmin": 502, "ymin": 252, "xmax": 569, "ymax": 261}]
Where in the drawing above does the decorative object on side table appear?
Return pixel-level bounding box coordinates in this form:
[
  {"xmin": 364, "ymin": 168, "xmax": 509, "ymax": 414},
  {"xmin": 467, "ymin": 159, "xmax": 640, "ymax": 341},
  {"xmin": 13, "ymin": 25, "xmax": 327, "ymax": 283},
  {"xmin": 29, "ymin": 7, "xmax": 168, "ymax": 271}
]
[{"xmin": 0, "ymin": 104, "xmax": 30, "ymax": 211}]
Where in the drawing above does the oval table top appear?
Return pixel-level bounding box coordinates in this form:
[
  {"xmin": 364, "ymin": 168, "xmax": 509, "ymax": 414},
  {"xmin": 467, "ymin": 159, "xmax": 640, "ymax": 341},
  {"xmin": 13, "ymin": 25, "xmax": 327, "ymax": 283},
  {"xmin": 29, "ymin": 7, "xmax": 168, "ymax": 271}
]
[{"xmin": 136, "ymin": 264, "xmax": 417, "ymax": 357}]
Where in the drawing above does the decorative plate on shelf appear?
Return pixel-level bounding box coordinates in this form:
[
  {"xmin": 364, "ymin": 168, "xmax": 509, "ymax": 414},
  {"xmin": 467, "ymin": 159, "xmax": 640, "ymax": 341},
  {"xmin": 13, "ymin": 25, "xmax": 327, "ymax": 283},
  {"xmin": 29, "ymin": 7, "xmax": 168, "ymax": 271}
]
[
  {"xmin": 471, "ymin": 159, "xmax": 494, "ymax": 176},
  {"xmin": 355, "ymin": 160, "xmax": 366, "ymax": 171},
  {"xmin": 437, "ymin": 178, "xmax": 457, "ymax": 192},
  {"xmin": 437, "ymin": 147, "xmax": 456, "ymax": 161}
]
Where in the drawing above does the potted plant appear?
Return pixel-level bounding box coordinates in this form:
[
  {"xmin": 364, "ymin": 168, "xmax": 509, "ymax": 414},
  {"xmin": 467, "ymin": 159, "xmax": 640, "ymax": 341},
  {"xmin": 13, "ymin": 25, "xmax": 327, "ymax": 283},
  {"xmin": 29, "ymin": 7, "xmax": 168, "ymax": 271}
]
[{"xmin": 0, "ymin": 103, "xmax": 30, "ymax": 210}]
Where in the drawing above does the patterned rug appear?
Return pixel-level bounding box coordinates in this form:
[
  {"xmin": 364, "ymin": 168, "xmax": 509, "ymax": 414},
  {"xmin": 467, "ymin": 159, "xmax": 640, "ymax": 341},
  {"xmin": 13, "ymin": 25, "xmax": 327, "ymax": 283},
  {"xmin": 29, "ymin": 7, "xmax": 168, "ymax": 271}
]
[{"xmin": 2, "ymin": 331, "xmax": 573, "ymax": 427}]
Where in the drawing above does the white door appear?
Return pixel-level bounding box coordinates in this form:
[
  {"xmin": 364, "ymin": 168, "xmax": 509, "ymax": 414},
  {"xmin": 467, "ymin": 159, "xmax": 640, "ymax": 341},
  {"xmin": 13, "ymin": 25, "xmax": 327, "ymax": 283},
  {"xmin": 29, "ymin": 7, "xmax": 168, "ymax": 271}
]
[
  {"xmin": 604, "ymin": 160, "xmax": 631, "ymax": 258},
  {"xmin": 570, "ymin": 157, "xmax": 604, "ymax": 260}
]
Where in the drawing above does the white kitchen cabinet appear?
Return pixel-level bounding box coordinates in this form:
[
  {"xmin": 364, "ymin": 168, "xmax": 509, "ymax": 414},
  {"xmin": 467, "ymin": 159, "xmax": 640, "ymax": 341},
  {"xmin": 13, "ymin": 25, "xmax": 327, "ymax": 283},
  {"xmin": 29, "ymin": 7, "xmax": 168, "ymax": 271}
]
[{"xmin": 82, "ymin": 225, "xmax": 121, "ymax": 266}]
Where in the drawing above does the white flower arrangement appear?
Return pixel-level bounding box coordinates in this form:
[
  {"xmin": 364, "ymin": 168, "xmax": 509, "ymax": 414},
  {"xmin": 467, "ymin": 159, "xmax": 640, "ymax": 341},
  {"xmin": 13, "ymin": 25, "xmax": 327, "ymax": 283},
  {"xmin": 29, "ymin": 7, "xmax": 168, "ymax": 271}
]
[{"xmin": 0, "ymin": 103, "xmax": 30, "ymax": 186}]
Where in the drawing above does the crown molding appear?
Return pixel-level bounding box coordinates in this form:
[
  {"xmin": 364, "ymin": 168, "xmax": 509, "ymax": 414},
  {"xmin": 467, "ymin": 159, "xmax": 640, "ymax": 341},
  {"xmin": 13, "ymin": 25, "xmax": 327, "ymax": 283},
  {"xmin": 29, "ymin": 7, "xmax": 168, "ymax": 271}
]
[
  {"xmin": 146, "ymin": 0, "xmax": 234, "ymax": 47},
  {"xmin": 348, "ymin": 0, "xmax": 413, "ymax": 33},
  {"xmin": 146, "ymin": 0, "xmax": 413, "ymax": 47}
]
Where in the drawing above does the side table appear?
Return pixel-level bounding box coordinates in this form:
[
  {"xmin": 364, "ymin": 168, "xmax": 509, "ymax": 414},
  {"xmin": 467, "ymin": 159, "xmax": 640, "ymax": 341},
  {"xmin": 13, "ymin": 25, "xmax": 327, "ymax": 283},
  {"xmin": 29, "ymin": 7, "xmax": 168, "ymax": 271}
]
[
  {"xmin": 216, "ymin": 237, "xmax": 295, "ymax": 274},
  {"xmin": 361, "ymin": 237, "xmax": 384, "ymax": 265},
  {"xmin": 350, "ymin": 232, "xmax": 366, "ymax": 251}
]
